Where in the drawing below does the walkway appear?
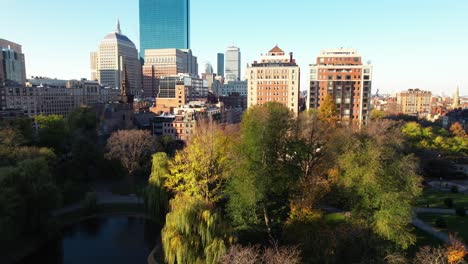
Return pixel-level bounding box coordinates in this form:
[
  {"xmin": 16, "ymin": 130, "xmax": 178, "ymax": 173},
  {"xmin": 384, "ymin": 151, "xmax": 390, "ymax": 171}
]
[{"xmin": 53, "ymin": 191, "xmax": 144, "ymax": 216}]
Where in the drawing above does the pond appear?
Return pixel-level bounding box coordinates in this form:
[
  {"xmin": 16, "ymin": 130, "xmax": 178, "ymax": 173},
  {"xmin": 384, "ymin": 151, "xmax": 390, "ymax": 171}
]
[{"xmin": 20, "ymin": 215, "xmax": 160, "ymax": 264}]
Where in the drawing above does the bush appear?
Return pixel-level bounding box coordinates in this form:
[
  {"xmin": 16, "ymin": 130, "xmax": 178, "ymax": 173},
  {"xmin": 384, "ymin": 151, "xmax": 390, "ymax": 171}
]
[
  {"xmin": 82, "ymin": 192, "xmax": 98, "ymax": 214},
  {"xmin": 455, "ymin": 207, "xmax": 466, "ymax": 217},
  {"xmin": 435, "ymin": 217, "xmax": 447, "ymax": 228},
  {"xmin": 444, "ymin": 198, "xmax": 454, "ymax": 208},
  {"xmin": 451, "ymin": 185, "xmax": 459, "ymax": 193}
]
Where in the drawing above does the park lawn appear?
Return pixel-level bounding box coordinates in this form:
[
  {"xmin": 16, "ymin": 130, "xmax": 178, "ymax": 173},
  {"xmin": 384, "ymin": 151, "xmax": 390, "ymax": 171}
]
[
  {"xmin": 324, "ymin": 212, "xmax": 347, "ymax": 224},
  {"xmin": 418, "ymin": 213, "xmax": 468, "ymax": 242},
  {"xmin": 416, "ymin": 189, "xmax": 468, "ymax": 208}
]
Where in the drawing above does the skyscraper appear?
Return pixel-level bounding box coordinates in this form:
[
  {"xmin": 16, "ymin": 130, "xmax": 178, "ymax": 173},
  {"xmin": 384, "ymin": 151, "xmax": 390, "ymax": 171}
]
[
  {"xmin": 91, "ymin": 20, "xmax": 142, "ymax": 97},
  {"xmin": 217, "ymin": 53, "xmax": 224, "ymax": 77},
  {"xmin": 247, "ymin": 45, "xmax": 300, "ymax": 113},
  {"xmin": 225, "ymin": 46, "xmax": 241, "ymax": 81},
  {"xmin": 308, "ymin": 48, "xmax": 372, "ymax": 125},
  {"xmin": 0, "ymin": 39, "xmax": 26, "ymax": 86},
  {"xmin": 139, "ymin": 0, "xmax": 190, "ymax": 57}
]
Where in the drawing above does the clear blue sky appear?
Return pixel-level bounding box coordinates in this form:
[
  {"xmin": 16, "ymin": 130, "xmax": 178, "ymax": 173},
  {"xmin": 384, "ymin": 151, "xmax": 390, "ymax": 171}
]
[{"xmin": 1, "ymin": 0, "xmax": 467, "ymax": 95}]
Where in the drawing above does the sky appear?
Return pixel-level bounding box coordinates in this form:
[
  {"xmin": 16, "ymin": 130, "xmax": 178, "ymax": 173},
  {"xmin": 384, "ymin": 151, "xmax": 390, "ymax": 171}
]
[{"xmin": 1, "ymin": 0, "xmax": 467, "ymax": 96}]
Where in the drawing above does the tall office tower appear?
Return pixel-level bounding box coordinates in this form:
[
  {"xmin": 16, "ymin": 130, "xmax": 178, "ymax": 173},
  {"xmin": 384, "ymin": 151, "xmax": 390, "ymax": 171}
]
[
  {"xmin": 91, "ymin": 20, "xmax": 142, "ymax": 96},
  {"xmin": 139, "ymin": 0, "xmax": 190, "ymax": 58},
  {"xmin": 0, "ymin": 39, "xmax": 26, "ymax": 86},
  {"xmin": 90, "ymin": 52, "xmax": 98, "ymax": 81},
  {"xmin": 225, "ymin": 46, "xmax": 241, "ymax": 81},
  {"xmin": 142, "ymin": 49, "xmax": 198, "ymax": 98},
  {"xmin": 246, "ymin": 45, "xmax": 300, "ymax": 113},
  {"xmin": 396, "ymin": 89, "xmax": 432, "ymax": 116},
  {"xmin": 217, "ymin": 53, "xmax": 224, "ymax": 77},
  {"xmin": 204, "ymin": 62, "xmax": 213, "ymax": 74},
  {"xmin": 308, "ymin": 48, "xmax": 372, "ymax": 125}
]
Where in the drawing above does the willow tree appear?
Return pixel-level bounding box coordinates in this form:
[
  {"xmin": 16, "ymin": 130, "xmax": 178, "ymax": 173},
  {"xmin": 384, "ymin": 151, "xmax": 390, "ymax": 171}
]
[
  {"xmin": 162, "ymin": 195, "xmax": 230, "ymax": 264},
  {"xmin": 144, "ymin": 152, "xmax": 170, "ymax": 224}
]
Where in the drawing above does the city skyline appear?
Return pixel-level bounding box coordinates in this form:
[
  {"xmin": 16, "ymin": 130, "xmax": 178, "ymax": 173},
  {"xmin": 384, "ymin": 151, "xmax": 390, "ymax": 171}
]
[{"xmin": 1, "ymin": 0, "xmax": 467, "ymax": 95}]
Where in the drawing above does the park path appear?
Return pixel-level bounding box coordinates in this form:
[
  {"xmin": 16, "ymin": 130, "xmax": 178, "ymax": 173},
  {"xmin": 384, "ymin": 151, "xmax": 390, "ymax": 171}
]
[
  {"xmin": 52, "ymin": 191, "xmax": 144, "ymax": 217},
  {"xmin": 414, "ymin": 207, "xmax": 468, "ymax": 215}
]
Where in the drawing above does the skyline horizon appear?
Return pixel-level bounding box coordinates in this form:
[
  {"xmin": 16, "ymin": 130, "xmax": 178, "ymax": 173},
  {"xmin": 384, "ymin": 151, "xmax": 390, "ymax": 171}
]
[{"xmin": 1, "ymin": 0, "xmax": 467, "ymax": 96}]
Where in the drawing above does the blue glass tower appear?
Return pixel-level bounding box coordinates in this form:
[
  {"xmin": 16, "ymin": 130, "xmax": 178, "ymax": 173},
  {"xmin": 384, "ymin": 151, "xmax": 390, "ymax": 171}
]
[{"xmin": 139, "ymin": 0, "xmax": 190, "ymax": 58}]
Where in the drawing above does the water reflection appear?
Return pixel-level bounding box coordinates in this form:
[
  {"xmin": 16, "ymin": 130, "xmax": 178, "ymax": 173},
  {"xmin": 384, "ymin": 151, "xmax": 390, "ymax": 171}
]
[{"xmin": 20, "ymin": 215, "xmax": 159, "ymax": 264}]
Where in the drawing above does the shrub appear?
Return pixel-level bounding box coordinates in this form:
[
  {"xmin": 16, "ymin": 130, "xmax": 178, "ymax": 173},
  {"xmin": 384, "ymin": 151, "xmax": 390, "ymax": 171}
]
[
  {"xmin": 435, "ymin": 217, "xmax": 447, "ymax": 228},
  {"xmin": 82, "ymin": 192, "xmax": 98, "ymax": 214},
  {"xmin": 444, "ymin": 198, "xmax": 454, "ymax": 208},
  {"xmin": 451, "ymin": 185, "xmax": 459, "ymax": 193},
  {"xmin": 455, "ymin": 207, "xmax": 466, "ymax": 217}
]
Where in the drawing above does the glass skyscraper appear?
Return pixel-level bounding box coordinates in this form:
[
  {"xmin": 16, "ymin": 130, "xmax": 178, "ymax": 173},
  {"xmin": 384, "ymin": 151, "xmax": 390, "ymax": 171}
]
[{"xmin": 139, "ymin": 0, "xmax": 190, "ymax": 57}]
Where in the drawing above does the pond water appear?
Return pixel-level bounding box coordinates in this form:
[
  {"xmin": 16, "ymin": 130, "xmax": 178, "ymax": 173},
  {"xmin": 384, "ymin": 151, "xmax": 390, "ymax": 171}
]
[{"xmin": 20, "ymin": 215, "xmax": 160, "ymax": 264}]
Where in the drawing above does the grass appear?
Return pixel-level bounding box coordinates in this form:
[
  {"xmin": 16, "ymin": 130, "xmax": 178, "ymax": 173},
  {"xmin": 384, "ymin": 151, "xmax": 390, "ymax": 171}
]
[
  {"xmin": 416, "ymin": 188, "xmax": 468, "ymax": 208},
  {"xmin": 324, "ymin": 212, "xmax": 347, "ymax": 223},
  {"xmin": 406, "ymin": 227, "xmax": 444, "ymax": 257},
  {"xmin": 418, "ymin": 213, "xmax": 468, "ymax": 242}
]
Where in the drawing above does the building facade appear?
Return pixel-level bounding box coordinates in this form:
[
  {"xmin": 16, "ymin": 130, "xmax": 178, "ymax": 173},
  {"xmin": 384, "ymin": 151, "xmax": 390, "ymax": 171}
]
[
  {"xmin": 91, "ymin": 21, "xmax": 142, "ymax": 97},
  {"xmin": 225, "ymin": 46, "xmax": 241, "ymax": 81},
  {"xmin": 219, "ymin": 80, "xmax": 247, "ymax": 97},
  {"xmin": 142, "ymin": 48, "xmax": 198, "ymax": 98},
  {"xmin": 308, "ymin": 48, "xmax": 372, "ymax": 125},
  {"xmin": 0, "ymin": 39, "xmax": 26, "ymax": 86},
  {"xmin": 247, "ymin": 46, "xmax": 300, "ymax": 113},
  {"xmin": 396, "ymin": 88, "xmax": 432, "ymax": 116},
  {"xmin": 217, "ymin": 53, "xmax": 224, "ymax": 77},
  {"xmin": 139, "ymin": 0, "xmax": 190, "ymax": 57},
  {"xmin": 2, "ymin": 79, "xmax": 120, "ymax": 117}
]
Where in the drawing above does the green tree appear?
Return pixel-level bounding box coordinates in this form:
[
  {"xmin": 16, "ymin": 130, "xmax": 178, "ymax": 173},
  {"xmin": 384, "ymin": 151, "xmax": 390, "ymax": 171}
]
[
  {"xmin": 336, "ymin": 130, "xmax": 422, "ymax": 249},
  {"xmin": 35, "ymin": 114, "xmax": 68, "ymax": 153},
  {"xmin": 162, "ymin": 195, "xmax": 230, "ymax": 264},
  {"xmin": 166, "ymin": 121, "xmax": 233, "ymax": 202},
  {"xmin": 145, "ymin": 152, "xmax": 170, "ymax": 224},
  {"xmin": 227, "ymin": 102, "xmax": 297, "ymax": 239},
  {"xmin": 370, "ymin": 109, "xmax": 387, "ymax": 121},
  {"xmin": 0, "ymin": 117, "xmax": 34, "ymax": 144}
]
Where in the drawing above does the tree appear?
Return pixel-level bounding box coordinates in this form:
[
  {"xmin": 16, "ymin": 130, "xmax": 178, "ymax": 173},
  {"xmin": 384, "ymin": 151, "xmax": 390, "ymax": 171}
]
[
  {"xmin": 336, "ymin": 127, "xmax": 422, "ymax": 249},
  {"xmin": 165, "ymin": 121, "xmax": 233, "ymax": 202},
  {"xmin": 106, "ymin": 129, "xmax": 155, "ymax": 178},
  {"xmin": 450, "ymin": 122, "xmax": 467, "ymax": 138},
  {"xmin": 35, "ymin": 114, "xmax": 68, "ymax": 153},
  {"xmin": 370, "ymin": 109, "xmax": 388, "ymax": 121},
  {"xmin": 0, "ymin": 117, "xmax": 34, "ymax": 144},
  {"xmin": 145, "ymin": 152, "xmax": 170, "ymax": 224},
  {"xmin": 162, "ymin": 195, "xmax": 230, "ymax": 264},
  {"xmin": 227, "ymin": 102, "xmax": 297, "ymax": 239},
  {"xmin": 318, "ymin": 94, "xmax": 338, "ymax": 123}
]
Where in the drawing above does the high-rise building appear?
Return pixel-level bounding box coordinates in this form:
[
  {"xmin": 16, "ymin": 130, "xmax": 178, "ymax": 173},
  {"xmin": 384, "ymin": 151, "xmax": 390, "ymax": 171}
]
[
  {"xmin": 225, "ymin": 46, "xmax": 241, "ymax": 81},
  {"xmin": 247, "ymin": 45, "xmax": 300, "ymax": 113},
  {"xmin": 217, "ymin": 53, "xmax": 224, "ymax": 77},
  {"xmin": 0, "ymin": 39, "xmax": 26, "ymax": 86},
  {"xmin": 90, "ymin": 52, "xmax": 98, "ymax": 81},
  {"xmin": 142, "ymin": 49, "xmax": 198, "ymax": 98},
  {"xmin": 139, "ymin": 0, "xmax": 190, "ymax": 57},
  {"xmin": 204, "ymin": 62, "xmax": 213, "ymax": 74},
  {"xmin": 91, "ymin": 20, "xmax": 142, "ymax": 97},
  {"xmin": 308, "ymin": 48, "xmax": 372, "ymax": 125},
  {"xmin": 396, "ymin": 88, "xmax": 432, "ymax": 116}
]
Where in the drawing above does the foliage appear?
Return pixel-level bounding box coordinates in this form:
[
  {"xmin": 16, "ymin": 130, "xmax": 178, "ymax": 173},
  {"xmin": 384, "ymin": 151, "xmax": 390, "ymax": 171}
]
[
  {"xmin": 318, "ymin": 93, "xmax": 339, "ymax": 123},
  {"xmin": 144, "ymin": 152, "xmax": 170, "ymax": 224},
  {"xmin": 0, "ymin": 157, "xmax": 61, "ymax": 243},
  {"xmin": 455, "ymin": 207, "xmax": 466, "ymax": 217},
  {"xmin": 336, "ymin": 122, "xmax": 422, "ymax": 249},
  {"xmin": 445, "ymin": 198, "xmax": 455, "ymax": 208},
  {"xmin": 106, "ymin": 129, "xmax": 155, "ymax": 177},
  {"xmin": 450, "ymin": 122, "xmax": 467, "ymax": 138},
  {"xmin": 166, "ymin": 121, "xmax": 233, "ymax": 202},
  {"xmin": 435, "ymin": 217, "xmax": 447, "ymax": 228},
  {"xmin": 82, "ymin": 192, "xmax": 98, "ymax": 215},
  {"xmin": 227, "ymin": 102, "xmax": 297, "ymax": 238},
  {"xmin": 413, "ymin": 235, "xmax": 467, "ymax": 264},
  {"xmin": 35, "ymin": 114, "xmax": 69, "ymax": 153},
  {"xmin": 370, "ymin": 109, "xmax": 388, "ymax": 121},
  {"xmin": 161, "ymin": 195, "xmax": 230, "ymax": 264},
  {"xmin": 402, "ymin": 122, "xmax": 468, "ymax": 156},
  {"xmin": 220, "ymin": 244, "xmax": 301, "ymax": 264},
  {"xmin": 0, "ymin": 117, "xmax": 34, "ymax": 144}
]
